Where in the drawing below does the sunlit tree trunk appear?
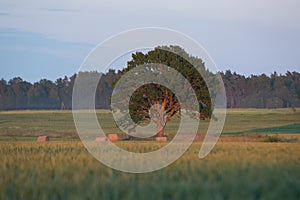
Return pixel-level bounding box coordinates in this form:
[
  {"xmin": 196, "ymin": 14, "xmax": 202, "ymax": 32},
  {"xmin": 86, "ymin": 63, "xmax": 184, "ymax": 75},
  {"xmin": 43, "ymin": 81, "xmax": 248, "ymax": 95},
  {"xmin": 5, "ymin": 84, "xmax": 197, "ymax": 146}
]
[{"xmin": 156, "ymin": 120, "xmax": 165, "ymax": 137}]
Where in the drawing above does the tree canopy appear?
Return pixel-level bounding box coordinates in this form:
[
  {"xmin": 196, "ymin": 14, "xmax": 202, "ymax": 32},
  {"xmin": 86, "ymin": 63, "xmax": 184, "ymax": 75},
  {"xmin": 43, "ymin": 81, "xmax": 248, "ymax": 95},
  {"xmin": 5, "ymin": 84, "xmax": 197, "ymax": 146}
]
[{"xmin": 113, "ymin": 46, "xmax": 211, "ymax": 137}]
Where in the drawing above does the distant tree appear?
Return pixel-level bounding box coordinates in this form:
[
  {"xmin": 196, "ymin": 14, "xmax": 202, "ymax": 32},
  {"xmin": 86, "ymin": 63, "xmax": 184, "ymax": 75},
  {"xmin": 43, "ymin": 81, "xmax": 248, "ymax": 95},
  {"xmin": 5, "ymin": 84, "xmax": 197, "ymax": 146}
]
[
  {"xmin": 96, "ymin": 69, "xmax": 117, "ymax": 109},
  {"xmin": 0, "ymin": 79, "xmax": 8, "ymax": 109},
  {"xmin": 27, "ymin": 79, "xmax": 59, "ymax": 109},
  {"xmin": 7, "ymin": 77, "xmax": 32, "ymax": 109},
  {"xmin": 56, "ymin": 75, "xmax": 74, "ymax": 109}
]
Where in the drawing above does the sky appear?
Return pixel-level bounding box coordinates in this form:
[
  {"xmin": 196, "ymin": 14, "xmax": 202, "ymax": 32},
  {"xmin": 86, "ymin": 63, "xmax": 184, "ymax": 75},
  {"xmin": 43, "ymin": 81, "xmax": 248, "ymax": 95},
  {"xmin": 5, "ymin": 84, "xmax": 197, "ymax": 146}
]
[{"xmin": 0, "ymin": 0, "xmax": 299, "ymax": 82}]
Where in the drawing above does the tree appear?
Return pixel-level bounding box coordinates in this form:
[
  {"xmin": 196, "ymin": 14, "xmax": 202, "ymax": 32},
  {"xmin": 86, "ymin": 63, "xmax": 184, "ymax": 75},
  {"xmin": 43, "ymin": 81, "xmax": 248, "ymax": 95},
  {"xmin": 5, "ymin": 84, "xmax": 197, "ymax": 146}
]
[
  {"xmin": 27, "ymin": 79, "xmax": 59, "ymax": 109},
  {"xmin": 0, "ymin": 79, "xmax": 8, "ymax": 109},
  {"xmin": 6, "ymin": 77, "xmax": 32, "ymax": 109},
  {"xmin": 56, "ymin": 75, "xmax": 74, "ymax": 109},
  {"xmin": 96, "ymin": 69, "xmax": 118, "ymax": 109},
  {"xmin": 113, "ymin": 46, "xmax": 211, "ymax": 137}
]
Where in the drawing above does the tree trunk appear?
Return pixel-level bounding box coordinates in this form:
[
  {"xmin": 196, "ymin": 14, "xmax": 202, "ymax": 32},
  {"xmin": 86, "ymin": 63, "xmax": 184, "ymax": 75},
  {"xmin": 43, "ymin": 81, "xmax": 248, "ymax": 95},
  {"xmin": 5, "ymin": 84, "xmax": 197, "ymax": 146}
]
[{"xmin": 156, "ymin": 119, "xmax": 165, "ymax": 137}]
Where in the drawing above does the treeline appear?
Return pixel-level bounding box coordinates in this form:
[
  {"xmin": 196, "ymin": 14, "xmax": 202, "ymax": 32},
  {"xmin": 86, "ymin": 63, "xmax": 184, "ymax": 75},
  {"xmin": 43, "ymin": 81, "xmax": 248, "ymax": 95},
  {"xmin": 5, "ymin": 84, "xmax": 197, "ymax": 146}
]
[
  {"xmin": 0, "ymin": 70, "xmax": 117, "ymax": 110},
  {"xmin": 222, "ymin": 71, "xmax": 300, "ymax": 108},
  {"xmin": 0, "ymin": 70, "xmax": 299, "ymax": 110}
]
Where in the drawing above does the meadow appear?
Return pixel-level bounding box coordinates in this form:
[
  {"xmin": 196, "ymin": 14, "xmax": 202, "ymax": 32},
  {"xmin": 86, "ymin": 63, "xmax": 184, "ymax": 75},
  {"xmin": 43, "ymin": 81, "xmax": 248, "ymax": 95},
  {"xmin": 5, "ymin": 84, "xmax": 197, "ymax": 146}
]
[
  {"xmin": 0, "ymin": 109, "xmax": 299, "ymax": 199},
  {"xmin": 0, "ymin": 108, "xmax": 299, "ymax": 139}
]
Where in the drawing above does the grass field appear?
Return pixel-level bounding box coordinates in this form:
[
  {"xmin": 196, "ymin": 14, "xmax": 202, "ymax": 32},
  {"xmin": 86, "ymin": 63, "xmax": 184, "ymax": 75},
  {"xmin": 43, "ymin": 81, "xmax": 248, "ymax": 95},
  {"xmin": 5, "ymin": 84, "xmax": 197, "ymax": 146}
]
[
  {"xmin": 0, "ymin": 109, "xmax": 299, "ymax": 199},
  {"xmin": 0, "ymin": 141, "xmax": 299, "ymax": 199},
  {"xmin": 0, "ymin": 108, "xmax": 299, "ymax": 139}
]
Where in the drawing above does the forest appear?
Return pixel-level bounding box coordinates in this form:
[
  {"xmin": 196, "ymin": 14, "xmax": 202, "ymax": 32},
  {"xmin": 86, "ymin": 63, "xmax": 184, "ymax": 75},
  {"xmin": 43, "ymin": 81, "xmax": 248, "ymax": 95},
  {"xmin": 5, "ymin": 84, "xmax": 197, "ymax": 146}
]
[{"xmin": 0, "ymin": 69, "xmax": 299, "ymax": 110}]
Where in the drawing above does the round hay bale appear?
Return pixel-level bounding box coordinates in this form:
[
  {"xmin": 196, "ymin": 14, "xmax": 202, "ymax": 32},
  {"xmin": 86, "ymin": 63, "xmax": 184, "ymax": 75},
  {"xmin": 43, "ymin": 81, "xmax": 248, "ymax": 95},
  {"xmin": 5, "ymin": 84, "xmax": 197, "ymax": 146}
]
[
  {"xmin": 37, "ymin": 136, "xmax": 50, "ymax": 142},
  {"xmin": 156, "ymin": 137, "xmax": 167, "ymax": 142},
  {"xmin": 107, "ymin": 134, "xmax": 118, "ymax": 141}
]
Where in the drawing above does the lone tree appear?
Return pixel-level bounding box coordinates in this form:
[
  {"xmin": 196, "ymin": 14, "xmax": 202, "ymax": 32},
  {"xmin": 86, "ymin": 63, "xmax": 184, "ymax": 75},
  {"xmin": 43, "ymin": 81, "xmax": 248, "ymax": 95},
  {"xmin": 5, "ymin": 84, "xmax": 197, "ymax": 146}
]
[{"xmin": 113, "ymin": 46, "xmax": 211, "ymax": 137}]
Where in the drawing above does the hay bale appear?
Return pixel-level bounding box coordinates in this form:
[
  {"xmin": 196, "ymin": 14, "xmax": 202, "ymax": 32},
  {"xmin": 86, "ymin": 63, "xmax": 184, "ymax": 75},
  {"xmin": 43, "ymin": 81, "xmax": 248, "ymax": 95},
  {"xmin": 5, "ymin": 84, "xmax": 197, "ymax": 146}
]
[
  {"xmin": 37, "ymin": 136, "xmax": 50, "ymax": 142},
  {"xmin": 107, "ymin": 134, "xmax": 118, "ymax": 141},
  {"xmin": 95, "ymin": 137, "xmax": 108, "ymax": 142},
  {"xmin": 156, "ymin": 137, "xmax": 167, "ymax": 142}
]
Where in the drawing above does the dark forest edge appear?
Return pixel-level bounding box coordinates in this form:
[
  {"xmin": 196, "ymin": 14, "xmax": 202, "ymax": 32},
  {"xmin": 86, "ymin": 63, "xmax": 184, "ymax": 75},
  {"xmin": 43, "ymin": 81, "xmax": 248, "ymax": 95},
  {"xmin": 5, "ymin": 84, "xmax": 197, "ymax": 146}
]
[{"xmin": 1, "ymin": 70, "xmax": 299, "ymax": 110}]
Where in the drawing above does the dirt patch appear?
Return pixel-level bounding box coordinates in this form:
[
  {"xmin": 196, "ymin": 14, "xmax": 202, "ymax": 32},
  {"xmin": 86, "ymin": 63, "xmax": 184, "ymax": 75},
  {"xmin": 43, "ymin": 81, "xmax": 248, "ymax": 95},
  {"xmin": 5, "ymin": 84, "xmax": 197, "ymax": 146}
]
[{"xmin": 8, "ymin": 126, "xmax": 21, "ymax": 129}]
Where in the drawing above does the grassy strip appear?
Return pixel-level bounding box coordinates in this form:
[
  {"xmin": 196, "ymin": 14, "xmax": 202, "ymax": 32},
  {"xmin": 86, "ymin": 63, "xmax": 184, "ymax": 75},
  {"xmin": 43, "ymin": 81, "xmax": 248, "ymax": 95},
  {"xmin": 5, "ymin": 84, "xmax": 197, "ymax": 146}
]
[{"xmin": 0, "ymin": 109, "xmax": 299, "ymax": 138}]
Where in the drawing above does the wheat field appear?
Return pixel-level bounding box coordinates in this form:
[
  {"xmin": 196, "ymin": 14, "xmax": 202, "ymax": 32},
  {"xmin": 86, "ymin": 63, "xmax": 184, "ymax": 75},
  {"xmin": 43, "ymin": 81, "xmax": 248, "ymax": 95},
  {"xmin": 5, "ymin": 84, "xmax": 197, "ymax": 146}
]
[
  {"xmin": 0, "ymin": 141, "xmax": 299, "ymax": 199},
  {"xmin": 0, "ymin": 109, "xmax": 299, "ymax": 199}
]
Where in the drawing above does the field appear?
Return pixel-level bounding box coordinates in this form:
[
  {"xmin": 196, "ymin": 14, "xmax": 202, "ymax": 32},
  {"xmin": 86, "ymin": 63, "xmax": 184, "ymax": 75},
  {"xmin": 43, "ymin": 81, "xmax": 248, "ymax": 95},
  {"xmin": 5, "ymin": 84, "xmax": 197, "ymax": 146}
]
[
  {"xmin": 0, "ymin": 108, "xmax": 299, "ymax": 140},
  {"xmin": 0, "ymin": 109, "xmax": 299, "ymax": 199}
]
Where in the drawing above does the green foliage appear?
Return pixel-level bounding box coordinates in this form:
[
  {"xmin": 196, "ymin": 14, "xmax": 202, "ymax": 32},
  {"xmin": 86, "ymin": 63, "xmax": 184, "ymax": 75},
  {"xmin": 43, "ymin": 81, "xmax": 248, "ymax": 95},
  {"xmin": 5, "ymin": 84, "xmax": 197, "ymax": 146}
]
[
  {"xmin": 114, "ymin": 46, "xmax": 212, "ymax": 136},
  {"xmin": 263, "ymin": 135, "xmax": 283, "ymax": 142},
  {"xmin": 262, "ymin": 134, "xmax": 299, "ymax": 143},
  {"xmin": 0, "ymin": 64, "xmax": 299, "ymax": 110},
  {"xmin": 222, "ymin": 70, "xmax": 300, "ymax": 108},
  {"xmin": 0, "ymin": 71, "xmax": 118, "ymax": 110},
  {"xmin": 128, "ymin": 83, "xmax": 179, "ymax": 124}
]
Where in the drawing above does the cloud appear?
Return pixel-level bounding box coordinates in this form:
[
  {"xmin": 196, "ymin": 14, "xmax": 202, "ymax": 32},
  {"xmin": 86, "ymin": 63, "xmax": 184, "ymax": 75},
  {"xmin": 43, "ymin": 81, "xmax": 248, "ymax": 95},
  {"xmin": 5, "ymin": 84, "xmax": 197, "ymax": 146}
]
[
  {"xmin": 0, "ymin": 0, "xmax": 299, "ymax": 44},
  {"xmin": 45, "ymin": 8, "xmax": 75, "ymax": 12},
  {"xmin": 0, "ymin": 12, "xmax": 9, "ymax": 16},
  {"xmin": 0, "ymin": 28, "xmax": 93, "ymax": 82},
  {"xmin": 0, "ymin": 0, "xmax": 299, "ymax": 80}
]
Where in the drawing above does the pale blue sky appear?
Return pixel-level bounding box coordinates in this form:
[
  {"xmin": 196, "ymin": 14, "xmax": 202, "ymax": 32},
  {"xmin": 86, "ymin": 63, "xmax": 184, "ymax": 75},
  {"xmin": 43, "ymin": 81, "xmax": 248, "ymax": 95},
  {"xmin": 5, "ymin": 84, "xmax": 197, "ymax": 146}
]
[{"xmin": 0, "ymin": 0, "xmax": 299, "ymax": 82}]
